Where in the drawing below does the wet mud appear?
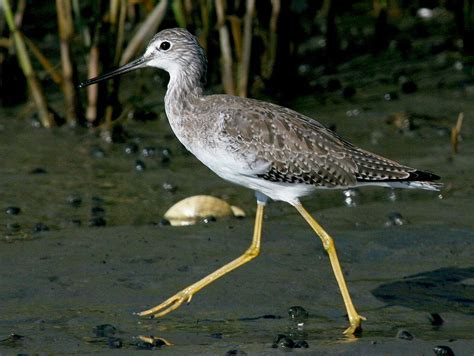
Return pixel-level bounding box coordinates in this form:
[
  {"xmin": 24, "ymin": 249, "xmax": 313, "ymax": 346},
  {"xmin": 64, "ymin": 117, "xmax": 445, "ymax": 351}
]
[{"xmin": 1, "ymin": 60, "xmax": 474, "ymax": 353}]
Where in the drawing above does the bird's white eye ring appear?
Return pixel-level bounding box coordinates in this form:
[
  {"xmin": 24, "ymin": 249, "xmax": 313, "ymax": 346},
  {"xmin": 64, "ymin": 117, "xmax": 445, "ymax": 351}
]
[{"xmin": 159, "ymin": 41, "xmax": 172, "ymax": 51}]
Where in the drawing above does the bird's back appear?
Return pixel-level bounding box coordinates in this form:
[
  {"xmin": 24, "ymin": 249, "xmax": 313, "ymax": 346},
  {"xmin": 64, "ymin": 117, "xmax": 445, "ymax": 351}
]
[{"xmin": 190, "ymin": 94, "xmax": 440, "ymax": 194}]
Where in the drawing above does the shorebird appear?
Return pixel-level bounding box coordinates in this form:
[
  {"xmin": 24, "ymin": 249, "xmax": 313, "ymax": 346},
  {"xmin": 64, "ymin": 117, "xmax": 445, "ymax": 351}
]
[{"xmin": 79, "ymin": 28, "xmax": 441, "ymax": 334}]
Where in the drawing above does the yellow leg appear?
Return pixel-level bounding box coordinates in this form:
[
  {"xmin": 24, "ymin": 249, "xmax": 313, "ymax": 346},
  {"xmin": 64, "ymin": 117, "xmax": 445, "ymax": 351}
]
[
  {"xmin": 137, "ymin": 201, "xmax": 265, "ymax": 318},
  {"xmin": 293, "ymin": 203, "xmax": 366, "ymax": 335}
]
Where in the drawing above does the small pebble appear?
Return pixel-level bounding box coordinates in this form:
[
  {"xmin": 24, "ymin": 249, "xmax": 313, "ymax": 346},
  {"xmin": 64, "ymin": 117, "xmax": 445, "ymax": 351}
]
[
  {"xmin": 91, "ymin": 206, "xmax": 105, "ymax": 217},
  {"xmin": 161, "ymin": 148, "xmax": 172, "ymax": 164},
  {"xmin": 90, "ymin": 147, "xmax": 106, "ymax": 158},
  {"xmin": 342, "ymin": 86, "xmax": 356, "ymax": 99},
  {"xmin": 294, "ymin": 340, "xmax": 309, "ymax": 348},
  {"xmin": 89, "ymin": 217, "xmax": 106, "ymax": 227},
  {"xmin": 288, "ymin": 306, "xmax": 308, "ymax": 322},
  {"xmin": 385, "ymin": 212, "xmax": 406, "ymax": 226},
  {"xmin": 1, "ymin": 333, "xmax": 25, "ymax": 344},
  {"xmin": 383, "ymin": 92, "xmax": 399, "ymax": 101},
  {"xmin": 67, "ymin": 194, "xmax": 82, "ymax": 208},
  {"xmin": 396, "ymin": 329, "xmax": 413, "ymax": 340},
  {"xmin": 6, "ymin": 223, "xmax": 21, "ymax": 232},
  {"xmin": 5, "ymin": 206, "xmax": 21, "ymax": 215},
  {"xmin": 272, "ymin": 334, "xmax": 295, "ymax": 349},
  {"xmin": 157, "ymin": 218, "xmax": 171, "ymax": 226},
  {"xmin": 124, "ymin": 142, "xmax": 139, "ymax": 155},
  {"xmin": 401, "ymin": 80, "xmax": 417, "ymax": 94},
  {"xmin": 162, "ymin": 182, "xmax": 177, "ymax": 192},
  {"xmin": 33, "ymin": 223, "xmax": 49, "ymax": 233},
  {"xmin": 202, "ymin": 216, "xmax": 216, "ymax": 224},
  {"xmin": 142, "ymin": 146, "xmax": 157, "ymax": 157},
  {"xmin": 30, "ymin": 167, "xmax": 47, "ymax": 174},
  {"xmin": 107, "ymin": 336, "xmax": 123, "ymax": 349},
  {"xmin": 93, "ymin": 324, "xmax": 116, "ymax": 337},
  {"xmin": 135, "ymin": 159, "xmax": 146, "ymax": 171},
  {"xmin": 429, "ymin": 313, "xmax": 444, "ymax": 326},
  {"xmin": 433, "ymin": 345, "xmax": 455, "ymax": 356}
]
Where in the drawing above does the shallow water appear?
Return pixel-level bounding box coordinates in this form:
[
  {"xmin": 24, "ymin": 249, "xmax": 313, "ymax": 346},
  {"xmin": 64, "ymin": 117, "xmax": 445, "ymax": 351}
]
[{"xmin": 1, "ymin": 58, "xmax": 474, "ymax": 353}]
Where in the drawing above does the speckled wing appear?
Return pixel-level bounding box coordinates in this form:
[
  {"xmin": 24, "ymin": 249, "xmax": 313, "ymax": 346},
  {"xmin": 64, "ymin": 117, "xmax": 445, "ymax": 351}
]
[{"xmin": 219, "ymin": 98, "xmax": 426, "ymax": 188}]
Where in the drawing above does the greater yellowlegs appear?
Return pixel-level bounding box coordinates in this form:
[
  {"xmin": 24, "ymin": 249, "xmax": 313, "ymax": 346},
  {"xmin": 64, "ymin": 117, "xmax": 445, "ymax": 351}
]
[{"xmin": 79, "ymin": 28, "xmax": 441, "ymax": 334}]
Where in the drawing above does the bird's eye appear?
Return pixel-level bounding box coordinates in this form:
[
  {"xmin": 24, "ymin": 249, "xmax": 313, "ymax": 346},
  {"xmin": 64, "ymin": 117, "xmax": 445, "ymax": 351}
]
[{"xmin": 159, "ymin": 41, "xmax": 171, "ymax": 51}]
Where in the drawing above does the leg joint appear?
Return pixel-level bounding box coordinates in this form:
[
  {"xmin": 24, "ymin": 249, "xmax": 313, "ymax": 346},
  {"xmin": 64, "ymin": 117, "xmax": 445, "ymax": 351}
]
[
  {"xmin": 245, "ymin": 246, "xmax": 260, "ymax": 258},
  {"xmin": 322, "ymin": 235, "xmax": 335, "ymax": 252}
]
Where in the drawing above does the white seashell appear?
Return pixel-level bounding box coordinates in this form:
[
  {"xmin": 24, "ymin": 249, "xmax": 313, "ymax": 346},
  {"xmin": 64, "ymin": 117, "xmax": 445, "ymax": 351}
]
[{"xmin": 164, "ymin": 195, "xmax": 245, "ymax": 226}]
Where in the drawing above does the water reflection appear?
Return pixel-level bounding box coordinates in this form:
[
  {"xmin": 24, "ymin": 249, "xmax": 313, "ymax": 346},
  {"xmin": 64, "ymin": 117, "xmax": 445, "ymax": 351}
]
[{"xmin": 372, "ymin": 267, "xmax": 474, "ymax": 313}]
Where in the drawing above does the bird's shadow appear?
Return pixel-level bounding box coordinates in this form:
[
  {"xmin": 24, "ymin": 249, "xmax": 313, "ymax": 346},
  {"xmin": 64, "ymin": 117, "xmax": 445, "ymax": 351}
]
[{"xmin": 371, "ymin": 266, "xmax": 474, "ymax": 314}]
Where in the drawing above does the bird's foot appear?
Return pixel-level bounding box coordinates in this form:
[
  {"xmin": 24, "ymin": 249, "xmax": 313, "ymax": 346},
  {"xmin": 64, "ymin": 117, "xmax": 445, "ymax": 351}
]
[
  {"xmin": 136, "ymin": 290, "xmax": 193, "ymax": 318},
  {"xmin": 343, "ymin": 314, "xmax": 366, "ymax": 335}
]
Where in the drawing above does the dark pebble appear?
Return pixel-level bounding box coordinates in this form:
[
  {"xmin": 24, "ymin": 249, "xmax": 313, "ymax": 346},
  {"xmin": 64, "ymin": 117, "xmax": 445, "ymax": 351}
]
[
  {"xmin": 161, "ymin": 148, "xmax": 172, "ymax": 159},
  {"xmin": 162, "ymin": 182, "xmax": 177, "ymax": 192},
  {"xmin": 93, "ymin": 324, "xmax": 116, "ymax": 337},
  {"xmin": 272, "ymin": 334, "xmax": 295, "ymax": 349},
  {"xmin": 160, "ymin": 149, "xmax": 172, "ymax": 164},
  {"xmin": 342, "ymin": 86, "xmax": 356, "ymax": 99},
  {"xmin": 5, "ymin": 206, "xmax": 21, "ymax": 215},
  {"xmin": 401, "ymin": 80, "xmax": 417, "ymax": 94},
  {"xmin": 396, "ymin": 329, "xmax": 413, "ymax": 340},
  {"xmin": 89, "ymin": 217, "xmax": 106, "ymax": 227},
  {"xmin": 67, "ymin": 194, "xmax": 82, "ymax": 207},
  {"xmin": 326, "ymin": 78, "xmax": 342, "ymax": 92},
  {"xmin": 225, "ymin": 350, "xmax": 247, "ymax": 355},
  {"xmin": 124, "ymin": 142, "xmax": 139, "ymax": 155},
  {"xmin": 386, "ymin": 212, "xmax": 406, "ymax": 226},
  {"xmin": 433, "ymin": 345, "xmax": 455, "ymax": 356},
  {"xmin": 6, "ymin": 223, "xmax": 21, "ymax": 231},
  {"xmin": 33, "ymin": 223, "xmax": 49, "ymax": 233},
  {"xmin": 288, "ymin": 306, "xmax": 308, "ymax": 321},
  {"xmin": 135, "ymin": 340, "xmax": 154, "ymax": 350},
  {"xmin": 91, "ymin": 206, "xmax": 105, "ymax": 217},
  {"xmin": 2, "ymin": 333, "xmax": 25, "ymax": 343},
  {"xmin": 383, "ymin": 92, "xmax": 399, "ymax": 101},
  {"xmin": 429, "ymin": 313, "xmax": 444, "ymax": 326},
  {"xmin": 142, "ymin": 146, "xmax": 157, "ymax": 157},
  {"xmin": 107, "ymin": 337, "xmax": 123, "ymax": 349},
  {"xmin": 30, "ymin": 167, "xmax": 47, "ymax": 174},
  {"xmin": 135, "ymin": 160, "xmax": 146, "ymax": 171},
  {"xmin": 202, "ymin": 216, "xmax": 216, "ymax": 224},
  {"xmin": 157, "ymin": 218, "xmax": 171, "ymax": 226},
  {"xmin": 294, "ymin": 340, "xmax": 309, "ymax": 348},
  {"xmin": 108, "ymin": 124, "xmax": 128, "ymax": 143},
  {"xmin": 90, "ymin": 147, "xmax": 106, "ymax": 158},
  {"xmin": 91, "ymin": 196, "xmax": 104, "ymax": 206}
]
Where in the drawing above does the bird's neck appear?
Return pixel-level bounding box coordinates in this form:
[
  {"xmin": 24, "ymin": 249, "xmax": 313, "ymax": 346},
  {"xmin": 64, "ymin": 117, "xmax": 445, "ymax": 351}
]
[{"xmin": 165, "ymin": 68, "xmax": 204, "ymax": 116}]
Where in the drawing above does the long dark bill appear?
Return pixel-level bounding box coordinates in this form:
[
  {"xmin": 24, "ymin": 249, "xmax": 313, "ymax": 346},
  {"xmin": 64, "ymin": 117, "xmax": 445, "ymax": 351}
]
[{"xmin": 78, "ymin": 56, "xmax": 149, "ymax": 88}]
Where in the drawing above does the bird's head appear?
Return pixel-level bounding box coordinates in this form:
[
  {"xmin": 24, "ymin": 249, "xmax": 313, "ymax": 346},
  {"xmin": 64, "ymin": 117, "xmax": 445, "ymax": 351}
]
[{"xmin": 79, "ymin": 28, "xmax": 207, "ymax": 88}]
